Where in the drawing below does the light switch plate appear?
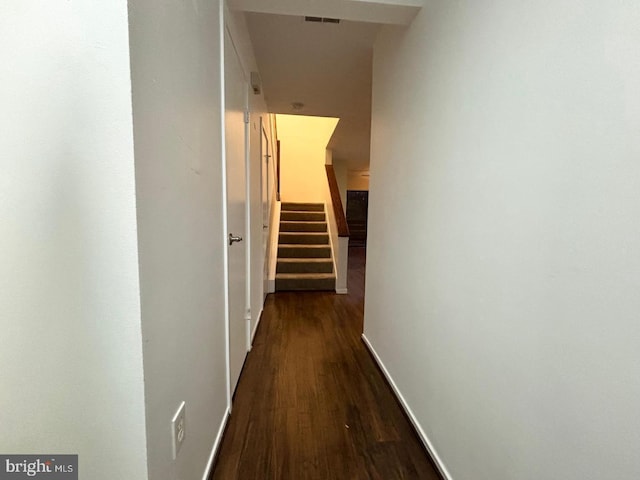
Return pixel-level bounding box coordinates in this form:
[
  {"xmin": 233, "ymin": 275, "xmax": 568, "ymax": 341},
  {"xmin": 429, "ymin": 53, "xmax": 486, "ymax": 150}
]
[{"xmin": 171, "ymin": 401, "xmax": 186, "ymax": 459}]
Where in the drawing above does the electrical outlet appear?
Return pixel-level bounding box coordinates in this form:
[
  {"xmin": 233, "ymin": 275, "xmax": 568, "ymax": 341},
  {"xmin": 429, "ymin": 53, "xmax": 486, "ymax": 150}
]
[{"xmin": 171, "ymin": 401, "xmax": 186, "ymax": 459}]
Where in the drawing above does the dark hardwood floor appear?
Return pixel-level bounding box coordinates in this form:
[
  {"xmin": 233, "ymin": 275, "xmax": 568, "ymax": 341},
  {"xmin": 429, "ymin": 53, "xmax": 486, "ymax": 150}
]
[{"xmin": 210, "ymin": 247, "xmax": 441, "ymax": 480}]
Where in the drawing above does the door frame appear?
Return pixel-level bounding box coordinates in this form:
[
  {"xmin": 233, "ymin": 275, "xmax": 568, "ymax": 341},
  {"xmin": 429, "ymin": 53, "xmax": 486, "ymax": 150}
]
[
  {"xmin": 260, "ymin": 117, "xmax": 272, "ymax": 300},
  {"xmin": 222, "ymin": 15, "xmax": 252, "ymax": 409}
]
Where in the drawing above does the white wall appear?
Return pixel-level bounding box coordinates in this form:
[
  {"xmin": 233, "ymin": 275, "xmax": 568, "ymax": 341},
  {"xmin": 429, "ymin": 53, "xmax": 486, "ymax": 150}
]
[
  {"xmin": 0, "ymin": 2, "xmax": 148, "ymax": 479},
  {"xmin": 128, "ymin": 1, "xmax": 228, "ymax": 479},
  {"xmin": 278, "ymin": 114, "xmax": 340, "ymax": 203},
  {"xmin": 347, "ymin": 171, "xmax": 370, "ymax": 191},
  {"xmin": 365, "ymin": 2, "xmax": 640, "ymax": 480}
]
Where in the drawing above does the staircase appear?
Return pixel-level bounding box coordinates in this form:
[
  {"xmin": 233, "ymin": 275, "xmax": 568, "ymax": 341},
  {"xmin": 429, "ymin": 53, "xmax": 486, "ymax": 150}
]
[{"xmin": 276, "ymin": 202, "xmax": 336, "ymax": 291}]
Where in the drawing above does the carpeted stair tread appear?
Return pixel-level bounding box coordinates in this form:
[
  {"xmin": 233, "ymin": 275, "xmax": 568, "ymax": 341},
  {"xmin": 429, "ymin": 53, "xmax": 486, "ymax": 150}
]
[
  {"xmin": 275, "ymin": 273, "xmax": 336, "ymax": 291},
  {"xmin": 276, "ymin": 202, "xmax": 333, "ymax": 291},
  {"xmin": 278, "ymin": 244, "xmax": 331, "ymax": 258},
  {"xmin": 281, "ymin": 202, "xmax": 324, "ymax": 212},
  {"xmin": 277, "ymin": 258, "xmax": 333, "ymax": 274},
  {"xmin": 279, "ymin": 232, "xmax": 329, "ymax": 244},
  {"xmin": 279, "ymin": 221, "xmax": 327, "ymax": 232},
  {"xmin": 276, "ymin": 273, "xmax": 335, "ymax": 279},
  {"xmin": 280, "ymin": 211, "xmax": 326, "ymax": 222}
]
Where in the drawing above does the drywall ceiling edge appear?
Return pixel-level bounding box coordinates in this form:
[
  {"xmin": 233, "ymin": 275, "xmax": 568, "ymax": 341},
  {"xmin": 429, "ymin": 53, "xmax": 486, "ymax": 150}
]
[{"xmin": 228, "ymin": 0, "xmax": 421, "ymax": 25}]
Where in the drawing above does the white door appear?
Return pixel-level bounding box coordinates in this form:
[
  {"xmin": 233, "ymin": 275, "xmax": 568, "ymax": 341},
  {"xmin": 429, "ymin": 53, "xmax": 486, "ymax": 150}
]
[{"xmin": 224, "ymin": 28, "xmax": 248, "ymax": 395}]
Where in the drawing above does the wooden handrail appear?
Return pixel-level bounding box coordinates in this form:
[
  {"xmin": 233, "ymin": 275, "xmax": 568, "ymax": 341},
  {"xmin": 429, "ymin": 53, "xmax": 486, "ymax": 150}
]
[{"xmin": 325, "ymin": 165, "xmax": 350, "ymax": 237}]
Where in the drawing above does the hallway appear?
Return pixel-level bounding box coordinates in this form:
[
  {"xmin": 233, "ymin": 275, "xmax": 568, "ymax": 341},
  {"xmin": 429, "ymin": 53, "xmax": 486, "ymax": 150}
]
[{"xmin": 211, "ymin": 248, "xmax": 441, "ymax": 479}]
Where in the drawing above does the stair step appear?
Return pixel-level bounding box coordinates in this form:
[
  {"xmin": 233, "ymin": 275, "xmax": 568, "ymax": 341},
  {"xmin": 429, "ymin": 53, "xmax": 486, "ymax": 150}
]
[
  {"xmin": 277, "ymin": 202, "xmax": 333, "ymax": 291},
  {"xmin": 281, "ymin": 211, "xmax": 326, "ymax": 222},
  {"xmin": 281, "ymin": 202, "xmax": 324, "ymax": 212},
  {"xmin": 275, "ymin": 273, "xmax": 336, "ymax": 291},
  {"xmin": 277, "ymin": 258, "xmax": 334, "ymax": 274},
  {"xmin": 279, "ymin": 232, "xmax": 329, "ymax": 245},
  {"xmin": 280, "ymin": 221, "xmax": 327, "ymax": 233},
  {"xmin": 278, "ymin": 244, "xmax": 331, "ymax": 258}
]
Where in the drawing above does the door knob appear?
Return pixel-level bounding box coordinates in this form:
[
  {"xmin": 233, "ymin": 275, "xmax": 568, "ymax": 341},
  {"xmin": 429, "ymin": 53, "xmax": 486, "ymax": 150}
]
[{"xmin": 228, "ymin": 233, "xmax": 243, "ymax": 245}]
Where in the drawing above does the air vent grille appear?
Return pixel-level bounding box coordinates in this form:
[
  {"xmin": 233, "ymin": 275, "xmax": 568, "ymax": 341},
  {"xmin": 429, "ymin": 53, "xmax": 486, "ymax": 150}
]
[{"xmin": 304, "ymin": 16, "xmax": 340, "ymax": 24}]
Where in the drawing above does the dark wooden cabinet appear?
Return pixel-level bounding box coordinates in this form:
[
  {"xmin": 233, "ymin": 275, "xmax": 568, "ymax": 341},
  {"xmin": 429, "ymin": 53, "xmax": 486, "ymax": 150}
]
[{"xmin": 346, "ymin": 190, "xmax": 368, "ymax": 247}]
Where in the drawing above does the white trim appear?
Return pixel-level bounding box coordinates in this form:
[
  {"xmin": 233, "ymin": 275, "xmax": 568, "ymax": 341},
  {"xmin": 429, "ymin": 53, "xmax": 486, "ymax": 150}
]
[
  {"xmin": 361, "ymin": 334, "xmax": 454, "ymax": 480},
  {"xmin": 244, "ymin": 90, "xmax": 251, "ymax": 354},
  {"xmin": 200, "ymin": 407, "xmax": 231, "ymax": 480},
  {"xmin": 251, "ymin": 307, "xmax": 263, "ymax": 345},
  {"xmin": 335, "ymin": 288, "xmax": 348, "ymax": 294},
  {"xmin": 245, "ymin": 316, "xmax": 252, "ymax": 352},
  {"xmin": 219, "ymin": 0, "xmax": 232, "ymax": 414},
  {"xmin": 260, "ymin": 117, "xmax": 271, "ymax": 302}
]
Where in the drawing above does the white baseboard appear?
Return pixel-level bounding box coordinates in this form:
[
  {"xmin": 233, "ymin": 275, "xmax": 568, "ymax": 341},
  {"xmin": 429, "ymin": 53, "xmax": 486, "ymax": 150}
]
[
  {"xmin": 201, "ymin": 407, "xmax": 230, "ymax": 480},
  {"xmin": 251, "ymin": 308, "xmax": 263, "ymax": 344},
  {"xmin": 335, "ymin": 288, "xmax": 348, "ymax": 294},
  {"xmin": 361, "ymin": 334, "xmax": 454, "ymax": 480}
]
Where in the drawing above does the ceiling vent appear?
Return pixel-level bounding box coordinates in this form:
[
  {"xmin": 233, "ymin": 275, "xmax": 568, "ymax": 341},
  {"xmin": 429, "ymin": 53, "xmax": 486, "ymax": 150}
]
[{"xmin": 305, "ymin": 16, "xmax": 340, "ymax": 24}]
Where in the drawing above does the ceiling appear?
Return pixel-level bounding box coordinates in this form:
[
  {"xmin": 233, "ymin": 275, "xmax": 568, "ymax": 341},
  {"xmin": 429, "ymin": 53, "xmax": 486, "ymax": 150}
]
[
  {"xmin": 245, "ymin": 12, "xmax": 380, "ymax": 171},
  {"xmin": 230, "ymin": 0, "xmax": 422, "ymax": 26}
]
